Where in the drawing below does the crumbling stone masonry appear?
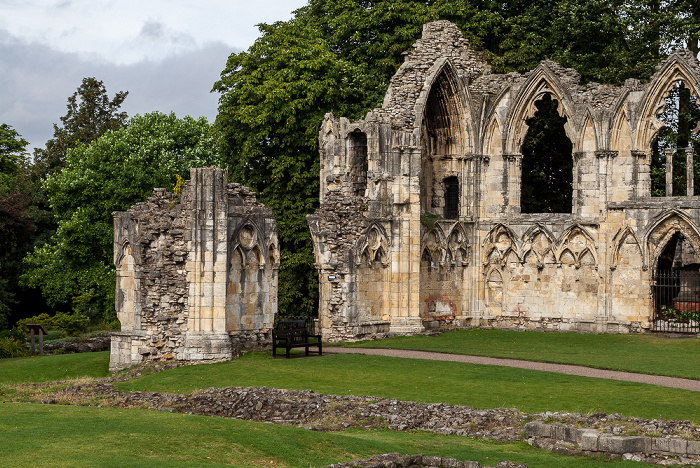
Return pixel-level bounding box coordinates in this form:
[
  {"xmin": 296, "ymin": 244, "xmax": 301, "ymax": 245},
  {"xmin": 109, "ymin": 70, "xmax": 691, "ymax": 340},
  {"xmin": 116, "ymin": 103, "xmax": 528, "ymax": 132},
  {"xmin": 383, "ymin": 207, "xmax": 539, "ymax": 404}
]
[
  {"xmin": 110, "ymin": 168, "xmax": 279, "ymax": 370},
  {"xmin": 308, "ymin": 20, "xmax": 700, "ymax": 341}
]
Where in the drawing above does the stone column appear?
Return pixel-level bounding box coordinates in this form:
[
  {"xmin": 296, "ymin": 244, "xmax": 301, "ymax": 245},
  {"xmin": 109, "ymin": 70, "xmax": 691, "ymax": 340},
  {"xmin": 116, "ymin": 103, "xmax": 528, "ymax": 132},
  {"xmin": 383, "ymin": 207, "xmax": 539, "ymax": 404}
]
[
  {"xmin": 631, "ymin": 150, "xmax": 649, "ymax": 198},
  {"xmin": 504, "ymin": 154, "xmax": 522, "ymax": 214},
  {"xmin": 686, "ymin": 146, "xmax": 694, "ymax": 197},
  {"xmin": 183, "ymin": 167, "xmax": 232, "ymax": 361},
  {"xmin": 665, "ymin": 148, "xmax": 674, "ymax": 196},
  {"xmin": 595, "ymin": 150, "xmax": 617, "ymax": 213}
]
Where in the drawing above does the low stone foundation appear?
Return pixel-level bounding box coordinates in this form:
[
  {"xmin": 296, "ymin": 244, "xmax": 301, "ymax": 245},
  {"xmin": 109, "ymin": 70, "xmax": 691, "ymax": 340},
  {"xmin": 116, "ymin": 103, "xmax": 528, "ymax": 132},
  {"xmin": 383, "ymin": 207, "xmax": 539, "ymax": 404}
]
[
  {"xmin": 526, "ymin": 421, "xmax": 700, "ymax": 464},
  {"xmin": 324, "ymin": 453, "xmax": 527, "ymax": 468}
]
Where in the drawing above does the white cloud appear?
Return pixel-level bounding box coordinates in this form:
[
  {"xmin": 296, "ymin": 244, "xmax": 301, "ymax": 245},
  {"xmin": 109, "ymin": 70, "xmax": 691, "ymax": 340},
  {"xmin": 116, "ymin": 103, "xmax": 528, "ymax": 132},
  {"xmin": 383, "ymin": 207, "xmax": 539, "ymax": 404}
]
[{"xmin": 0, "ymin": 0, "xmax": 307, "ymax": 150}]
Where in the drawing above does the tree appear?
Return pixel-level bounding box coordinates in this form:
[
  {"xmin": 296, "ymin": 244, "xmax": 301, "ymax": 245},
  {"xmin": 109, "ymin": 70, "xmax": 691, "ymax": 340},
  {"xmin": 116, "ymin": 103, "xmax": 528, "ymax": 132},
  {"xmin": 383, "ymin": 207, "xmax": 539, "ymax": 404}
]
[
  {"xmin": 0, "ymin": 126, "xmax": 33, "ymax": 328},
  {"xmin": 22, "ymin": 112, "xmax": 222, "ymax": 320},
  {"xmin": 0, "ymin": 124, "xmax": 29, "ymax": 175},
  {"xmin": 33, "ymin": 77, "xmax": 128, "ymax": 177}
]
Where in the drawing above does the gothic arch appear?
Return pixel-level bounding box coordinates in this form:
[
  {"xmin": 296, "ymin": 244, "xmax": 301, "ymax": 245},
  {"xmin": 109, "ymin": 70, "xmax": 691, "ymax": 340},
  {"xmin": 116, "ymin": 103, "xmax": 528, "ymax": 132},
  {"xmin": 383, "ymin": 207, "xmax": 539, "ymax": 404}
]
[
  {"xmin": 356, "ymin": 222, "xmax": 390, "ymax": 267},
  {"xmin": 446, "ymin": 222, "xmax": 471, "ymax": 266},
  {"xmin": 611, "ymin": 225, "xmax": 644, "ymax": 269},
  {"xmin": 645, "ymin": 210, "xmax": 700, "ymax": 271},
  {"xmin": 522, "ymin": 224, "xmax": 556, "ymax": 266},
  {"xmin": 556, "ymin": 224, "xmax": 598, "ymax": 265},
  {"xmin": 230, "ymin": 221, "xmax": 268, "ymax": 266},
  {"xmin": 635, "ymin": 51, "xmax": 700, "ymax": 151},
  {"xmin": 415, "ymin": 58, "xmax": 474, "ymax": 155},
  {"xmin": 483, "ymin": 115, "xmax": 503, "ymax": 157},
  {"xmin": 483, "ymin": 224, "xmax": 520, "ymax": 265},
  {"xmin": 503, "ymin": 64, "xmax": 578, "ymax": 155}
]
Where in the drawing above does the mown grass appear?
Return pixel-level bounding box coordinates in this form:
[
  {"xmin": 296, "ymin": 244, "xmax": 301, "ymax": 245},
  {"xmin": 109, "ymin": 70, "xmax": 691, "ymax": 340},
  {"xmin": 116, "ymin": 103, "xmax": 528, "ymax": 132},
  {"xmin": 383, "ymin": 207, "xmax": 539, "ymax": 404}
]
[
  {"xmin": 0, "ymin": 351, "xmax": 111, "ymax": 385},
  {"xmin": 0, "ymin": 403, "xmax": 643, "ymax": 467},
  {"xmin": 342, "ymin": 329, "xmax": 700, "ymax": 380},
  {"xmin": 115, "ymin": 352, "xmax": 700, "ymax": 423}
]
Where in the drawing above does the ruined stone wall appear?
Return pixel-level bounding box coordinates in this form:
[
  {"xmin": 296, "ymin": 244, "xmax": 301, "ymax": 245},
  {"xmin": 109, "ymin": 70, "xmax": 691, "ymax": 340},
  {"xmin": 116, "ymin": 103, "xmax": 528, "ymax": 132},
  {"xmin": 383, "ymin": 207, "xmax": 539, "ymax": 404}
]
[
  {"xmin": 110, "ymin": 168, "xmax": 278, "ymax": 370},
  {"xmin": 308, "ymin": 20, "xmax": 700, "ymax": 341}
]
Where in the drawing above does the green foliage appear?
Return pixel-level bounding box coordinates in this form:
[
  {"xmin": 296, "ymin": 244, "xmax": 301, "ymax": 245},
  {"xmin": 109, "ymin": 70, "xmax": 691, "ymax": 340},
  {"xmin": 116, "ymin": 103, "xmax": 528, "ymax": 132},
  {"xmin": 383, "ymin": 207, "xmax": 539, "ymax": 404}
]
[
  {"xmin": 15, "ymin": 312, "xmax": 88, "ymax": 336},
  {"xmin": 521, "ymin": 94, "xmax": 574, "ymax": 213},
  {"xmin": 420, "ymin": 211, "xmax": 443, "ymax": 231},
  {"xmin": 33, "ymin": 77, "xmax": 128, "ymax": 177},
  {"xmin": 0, "ymin": 123, "xmax": 29, "ymax": 175},
  {"xmin": 0, "ymin": 337, "xmax": 25, "ymax": 359},
  {"xmin": 22, "ymin": 112, "xmax": 221, "ymax": 319}
]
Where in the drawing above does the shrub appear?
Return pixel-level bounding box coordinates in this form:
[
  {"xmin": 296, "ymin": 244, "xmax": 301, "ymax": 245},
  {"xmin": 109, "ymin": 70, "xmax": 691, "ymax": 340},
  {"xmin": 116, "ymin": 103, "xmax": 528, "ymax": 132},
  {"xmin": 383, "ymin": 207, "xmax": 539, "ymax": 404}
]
[
  {"xmin": 16, "ymin": 312, "xmax": 89, "ymax": 336},
  {"xmin": 0, "ymin": 329, "xmax": 25, "ymax": 341},
  {"xmin": 0, "ymin": 337, "xmax": 26, "ymax": 358}
]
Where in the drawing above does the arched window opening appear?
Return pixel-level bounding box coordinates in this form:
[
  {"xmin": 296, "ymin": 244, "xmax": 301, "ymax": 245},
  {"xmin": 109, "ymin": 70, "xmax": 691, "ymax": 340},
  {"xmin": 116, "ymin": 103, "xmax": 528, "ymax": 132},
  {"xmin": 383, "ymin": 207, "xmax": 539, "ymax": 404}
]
[
  {"xmin": 348, "ymin": 131, "xmax": 368, "ymax": 196},
  {"xmin": 652, "ymin": 231, "xmax": 700, "ymax": 333},
  {"xmin": 443, "ymin": 176, "xmax": 459, "ymax": 219},
  {"xmin": 650, "ymin": 81, "xmax": 700, "ymax": 196},
  {"xmin": 520, "ymin": 94, "xmax": 573, "ymax": 213},
  {"xmin": 420, "ymin": 68, "xmax": 466, "ymax": 215}
]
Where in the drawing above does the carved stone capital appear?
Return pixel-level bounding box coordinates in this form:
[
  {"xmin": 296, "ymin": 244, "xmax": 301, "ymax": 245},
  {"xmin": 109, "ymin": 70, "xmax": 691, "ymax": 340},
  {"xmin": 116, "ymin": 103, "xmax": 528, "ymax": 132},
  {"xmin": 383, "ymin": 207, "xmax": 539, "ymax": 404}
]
[
  {"xmin": 595, "ymin": 150, "xmax": 618, "ymax": 159},
  {"xmin": 573, "ymin": 151, "xmax": 586, "ymax": 162},
  {"xmin": 504, "ymin": 153, "xmax": 522, "ymax": 163}
]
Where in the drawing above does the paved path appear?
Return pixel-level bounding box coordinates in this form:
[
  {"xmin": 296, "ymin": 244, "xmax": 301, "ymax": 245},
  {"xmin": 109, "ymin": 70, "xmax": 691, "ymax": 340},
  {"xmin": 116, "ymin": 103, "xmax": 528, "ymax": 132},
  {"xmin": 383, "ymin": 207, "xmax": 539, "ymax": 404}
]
[{"xmin": 325, "ymin": 346, "xmax": 700, "ymax": 392}]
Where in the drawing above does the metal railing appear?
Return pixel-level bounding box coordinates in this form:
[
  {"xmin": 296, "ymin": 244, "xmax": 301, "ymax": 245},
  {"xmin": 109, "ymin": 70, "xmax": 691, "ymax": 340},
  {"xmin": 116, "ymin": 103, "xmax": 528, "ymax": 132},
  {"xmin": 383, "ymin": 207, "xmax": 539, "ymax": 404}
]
[{"xmin": 652, "ymin": 270, "xmax": 700, "ymax": 333}]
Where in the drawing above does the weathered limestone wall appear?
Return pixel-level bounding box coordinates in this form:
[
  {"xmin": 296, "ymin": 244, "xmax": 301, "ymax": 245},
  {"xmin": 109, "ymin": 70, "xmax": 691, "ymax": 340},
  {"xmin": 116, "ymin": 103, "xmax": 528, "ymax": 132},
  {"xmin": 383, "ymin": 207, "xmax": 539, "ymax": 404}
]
[
  {"xmin": 110, "ymin": 168, "xmax": 279, "ymax": 370},
  {"xmin": 308, "ymin": 20, "xmax": 700, "ymax": 341}
]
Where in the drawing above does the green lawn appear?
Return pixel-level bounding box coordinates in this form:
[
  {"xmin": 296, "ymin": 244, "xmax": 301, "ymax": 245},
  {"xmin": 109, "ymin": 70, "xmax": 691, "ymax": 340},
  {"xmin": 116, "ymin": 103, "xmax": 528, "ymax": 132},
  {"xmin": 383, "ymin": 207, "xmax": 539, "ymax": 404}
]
[
  {"xmin": 0, "ymin": 351, "xmax": 111, "ymax": 384},
  {"xmin": 115, "ymin": 352, "xmax": 700, "ymax": 423},
  {"xmin": 342, "ymin": 329, "xmax": 700, "ymax": 380},
  {"xmin": 0, "ymin": 403, "xmax": 643, "ymax": 467}
]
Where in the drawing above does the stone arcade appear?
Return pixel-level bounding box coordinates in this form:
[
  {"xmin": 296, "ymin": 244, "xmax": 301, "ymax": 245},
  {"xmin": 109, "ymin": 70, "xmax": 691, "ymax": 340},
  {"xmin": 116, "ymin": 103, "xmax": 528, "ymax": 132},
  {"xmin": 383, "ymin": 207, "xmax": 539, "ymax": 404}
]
[
  {"xmin": 308, "ymin": 20, "xmax": 700, "ymax": 341},
  {"xmin": 109, "ymin": 168, "xmax": 279, "ymax": 370}
]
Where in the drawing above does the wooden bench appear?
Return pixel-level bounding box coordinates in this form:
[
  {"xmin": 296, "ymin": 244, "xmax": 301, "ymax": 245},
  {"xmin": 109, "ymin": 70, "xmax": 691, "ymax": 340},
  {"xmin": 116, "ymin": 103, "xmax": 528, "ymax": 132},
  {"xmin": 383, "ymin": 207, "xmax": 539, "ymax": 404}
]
[{"xmin": 272, "ymin": 318, "xmax": 322, "ymax": 358}]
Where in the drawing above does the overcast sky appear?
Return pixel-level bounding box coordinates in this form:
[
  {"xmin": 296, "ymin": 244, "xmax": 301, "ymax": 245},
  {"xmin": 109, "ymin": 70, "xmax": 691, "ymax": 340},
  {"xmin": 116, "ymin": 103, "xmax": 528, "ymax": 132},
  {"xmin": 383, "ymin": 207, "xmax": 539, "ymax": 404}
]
[{"xmin": 0, "ymin": 0, "xmax": 308, "ymax": 151}]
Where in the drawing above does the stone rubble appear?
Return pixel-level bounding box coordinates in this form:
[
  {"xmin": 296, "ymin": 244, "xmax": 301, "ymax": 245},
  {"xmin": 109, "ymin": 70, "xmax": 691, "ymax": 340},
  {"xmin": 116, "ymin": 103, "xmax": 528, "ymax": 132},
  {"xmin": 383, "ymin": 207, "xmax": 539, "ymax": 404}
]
[{"xmin": 40, "ymin": 382, "xmax": 700, "ymax": 465}]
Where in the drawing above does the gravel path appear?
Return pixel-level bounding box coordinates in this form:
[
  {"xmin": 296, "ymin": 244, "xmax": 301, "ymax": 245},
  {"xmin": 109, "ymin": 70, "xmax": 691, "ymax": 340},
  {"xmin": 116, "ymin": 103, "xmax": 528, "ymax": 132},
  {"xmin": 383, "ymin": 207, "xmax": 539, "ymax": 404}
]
[{"xmin": 325, "ymin": 347, "xmax": 700, "ymax": 392}]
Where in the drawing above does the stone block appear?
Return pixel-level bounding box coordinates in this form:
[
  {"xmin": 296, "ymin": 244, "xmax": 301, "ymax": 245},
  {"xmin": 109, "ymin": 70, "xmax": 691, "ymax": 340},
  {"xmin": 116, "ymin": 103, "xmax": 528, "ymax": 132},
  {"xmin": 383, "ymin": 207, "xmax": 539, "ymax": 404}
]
[
  {"xmin": 579, "ymin": 429, "xmax": 599, "ymax": 452},
  {"xmin": 686, "ymin": 440, "xmax": 700, "ymax": 455},
  {"xmin": 599, "ymin": 436, "xmax": 646, "ymax": 454}
]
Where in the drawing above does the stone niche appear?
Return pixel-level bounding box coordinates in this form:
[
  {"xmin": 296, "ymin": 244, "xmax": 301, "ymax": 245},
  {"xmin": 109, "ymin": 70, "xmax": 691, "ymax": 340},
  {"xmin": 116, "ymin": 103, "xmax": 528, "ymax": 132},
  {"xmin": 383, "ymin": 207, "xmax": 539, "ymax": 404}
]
[
  {"xmin": 308, "ymin": 20, "xmax": 700, "ymax": 341},
  {"xmin": 110, "ymin": 167, "xmax": 279, "ymax": 371}
]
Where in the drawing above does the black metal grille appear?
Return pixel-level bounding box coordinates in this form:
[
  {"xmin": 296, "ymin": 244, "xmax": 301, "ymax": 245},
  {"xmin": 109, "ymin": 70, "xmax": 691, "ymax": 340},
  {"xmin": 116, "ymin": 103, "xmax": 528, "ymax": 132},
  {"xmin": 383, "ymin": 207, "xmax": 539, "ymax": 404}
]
[
  {"xmin": 652, "ymin": 270, "xmax": 700, "ymax": 333},
  {"xmin": 444, "ymin": 176, "xmax": 459, "ymax": 219}
]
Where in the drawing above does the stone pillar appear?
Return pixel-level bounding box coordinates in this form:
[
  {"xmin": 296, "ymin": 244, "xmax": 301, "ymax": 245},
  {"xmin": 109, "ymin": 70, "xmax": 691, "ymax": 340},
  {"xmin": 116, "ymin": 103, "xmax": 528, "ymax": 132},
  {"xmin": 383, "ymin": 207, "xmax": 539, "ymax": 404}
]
[
  {"xmin": 665, "ymin": 148, "xmax": 674, "ymax": 196},
  {"xmin": 504, "ymin": 154, "xmax": 522, "ymax": 214},
  {"xmin": 686, "ymin": 146, "xmax": 694, "ymax": 196},
  {"xmin": 631, "ymin": 150, "xmax": 649, "ymax": 198},
  {"xmin": 183, "ymin": 167, "xmax": 232, "ymax": 361},
  {"xmin": 595, "ymin": 150, "xmax": 617, "ymax": 213}
]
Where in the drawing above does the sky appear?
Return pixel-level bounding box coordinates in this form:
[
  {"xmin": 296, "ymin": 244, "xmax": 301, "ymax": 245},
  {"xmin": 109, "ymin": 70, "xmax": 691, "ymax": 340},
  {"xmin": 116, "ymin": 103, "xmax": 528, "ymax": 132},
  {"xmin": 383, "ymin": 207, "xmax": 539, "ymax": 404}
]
[{"xmin": 0, "ymin": 0, "xmax": 308, "ymax": 151}]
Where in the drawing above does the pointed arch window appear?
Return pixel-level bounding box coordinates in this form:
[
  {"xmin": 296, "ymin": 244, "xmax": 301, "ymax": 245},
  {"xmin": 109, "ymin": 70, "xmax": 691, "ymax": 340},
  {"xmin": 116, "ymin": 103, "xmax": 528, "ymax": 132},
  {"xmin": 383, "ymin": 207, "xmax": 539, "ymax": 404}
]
[{"xmin": 348, "ymin": 131, "xmax": 368, "ymax": 196}]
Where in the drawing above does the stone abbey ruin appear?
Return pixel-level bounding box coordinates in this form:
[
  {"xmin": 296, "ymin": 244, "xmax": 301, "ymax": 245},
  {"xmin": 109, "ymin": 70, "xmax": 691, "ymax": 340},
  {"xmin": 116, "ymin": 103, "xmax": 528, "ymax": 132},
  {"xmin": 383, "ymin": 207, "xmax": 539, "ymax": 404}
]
[
  {"xmin": 110, "ymin": 168, "xmax": 279, "ymax": 370},
  {"xmin": 307, "ymin": 20, "xmax": 700, "ymax": 342},
  {"xmin": 112, "ymin": 20, "xmax": 700, "ymax": 368}
]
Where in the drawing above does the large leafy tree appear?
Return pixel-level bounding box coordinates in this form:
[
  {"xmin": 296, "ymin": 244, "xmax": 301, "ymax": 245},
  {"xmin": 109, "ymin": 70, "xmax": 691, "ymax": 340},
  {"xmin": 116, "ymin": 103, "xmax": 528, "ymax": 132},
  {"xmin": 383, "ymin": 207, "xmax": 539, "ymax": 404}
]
[
  {"xmin": 34, "ymin": 77, "xmax": 128, "ymax": 177},
  {"xmin": 22, "ymin": 112, "xmax": 221, "ymax": 320},
  {"xmin": 0, "ymin": 125, "xmax": 32, "ymax": 328}
]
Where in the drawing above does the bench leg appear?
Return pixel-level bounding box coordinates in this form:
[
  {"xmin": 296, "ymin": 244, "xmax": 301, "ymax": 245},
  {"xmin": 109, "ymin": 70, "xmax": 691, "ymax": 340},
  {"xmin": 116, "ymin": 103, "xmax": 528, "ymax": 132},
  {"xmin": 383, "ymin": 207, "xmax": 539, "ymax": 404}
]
[
  {"xmin": 305, "ymin": 346, "xmax": 310, "ymax": 356},
  {"xmin": 286, "ymin": 346, "xmax": 291, "ymax": 359},
  {"xmin": 319, "ymin": 342, "xmax": 322, "ymax": 355}
]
